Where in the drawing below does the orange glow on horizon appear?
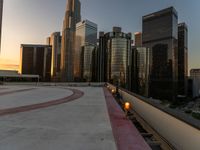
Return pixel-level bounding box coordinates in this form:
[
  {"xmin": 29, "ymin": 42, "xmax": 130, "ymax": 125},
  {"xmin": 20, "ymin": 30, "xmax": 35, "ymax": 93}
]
[{"xmin": 0, "ymin": 57, "xmax": 19, "ymax": 71}]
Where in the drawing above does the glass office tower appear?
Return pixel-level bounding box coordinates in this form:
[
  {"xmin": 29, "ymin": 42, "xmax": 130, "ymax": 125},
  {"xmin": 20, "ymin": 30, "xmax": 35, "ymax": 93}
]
[
  {"xmin": 81, "ymin": 43, "xmax": 96, "ymax": 81},
  {"xmin": 47, "ymin": 32, "xmax": 62, "ymax": 80},
  {"xmin": 129, "ymin": 47, "xmax": 150, "ymax": 97},
  {"xmin": 75, "ymin": 20, "xmax": 97, "ymax": 81},
  {"xmin": 178, "ymin": 23, "xmax": 188, "ymax": 95},
  {"xmin": 104, "ymin": 27, "xmax": 132, "ymax": 87},
  {"xmin": 143, "ymin": 7, "xmax": 178, "ymax": 100}
]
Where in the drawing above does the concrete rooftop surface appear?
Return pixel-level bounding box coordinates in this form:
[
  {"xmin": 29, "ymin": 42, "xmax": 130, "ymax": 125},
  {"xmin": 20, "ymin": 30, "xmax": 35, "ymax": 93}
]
[{"xmin": 0, "ymin": 85, "xmax": 150, "ymax": 150}]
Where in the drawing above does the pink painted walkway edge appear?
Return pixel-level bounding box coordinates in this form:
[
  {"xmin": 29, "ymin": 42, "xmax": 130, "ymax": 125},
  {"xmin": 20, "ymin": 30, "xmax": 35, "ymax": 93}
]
[{"xmin": 103, "ymin": 87, "xmax": 151, "ymax": 150}]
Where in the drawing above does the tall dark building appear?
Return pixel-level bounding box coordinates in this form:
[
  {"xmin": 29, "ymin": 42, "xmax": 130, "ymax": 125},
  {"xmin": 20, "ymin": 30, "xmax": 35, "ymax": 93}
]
[
  {"xmin": 47, "ymin": 32, "xmax": 62, "ymax": 81},
  {"xmin": 96, "ymin": 32, "xmax": 107, "ymax": 82},
  {"xmin": 98, "ymin": 27, "xmax": 131, "ymax": 87},
  {"xmin": 178, "ymin": 23, "xmax": 188, "ymax": 95},
  {"xmin": 129, "ymin": 47, "xmax": 150, "ymax": 97},
  {"xmin": 143, "ymin": 7, "xmax": 178, "ymax": 100},
  {"xmin": 0, "ymin": 0, "xmax": 3, "ymax": 52},
  {"xmin": 20, "ymin": 44, "xmax": 52, "ymax": 81},
  {"xmin": 60, "ymin": 0, "xmax": 81, "ymax": 81}
]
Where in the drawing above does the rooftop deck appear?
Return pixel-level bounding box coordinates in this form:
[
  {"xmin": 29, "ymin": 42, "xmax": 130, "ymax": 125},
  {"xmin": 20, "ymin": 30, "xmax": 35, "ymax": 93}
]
[{"xmin": 0, "ymin": 85, "xmax": 150, "ymax": 150}]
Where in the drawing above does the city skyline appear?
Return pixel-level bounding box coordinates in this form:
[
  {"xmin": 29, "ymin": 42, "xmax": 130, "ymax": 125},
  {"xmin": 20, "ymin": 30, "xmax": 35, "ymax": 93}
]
[{"xmin": 0, "ymin": 0, "xmax": 200, "ymax": 72}]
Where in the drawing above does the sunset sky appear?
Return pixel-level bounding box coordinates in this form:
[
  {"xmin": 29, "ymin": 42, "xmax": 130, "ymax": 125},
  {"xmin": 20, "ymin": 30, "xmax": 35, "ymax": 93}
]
[{"xmin": 0, "ymin": 0, "xmax": 200, "ymax": 72}]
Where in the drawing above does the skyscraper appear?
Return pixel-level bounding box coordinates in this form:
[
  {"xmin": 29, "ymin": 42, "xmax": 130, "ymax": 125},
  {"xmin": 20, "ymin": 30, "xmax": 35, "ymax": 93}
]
[
  {"xmin": 0, "ymin": 0, "xmax": 3, "ymax": 52},
  {"xmin": 129, "ymin": 47, "xmax": 150, "ymax": 97},
  {"xmin": 178, "ymin": 23, "xmax": 188, "ymax": 95},
  {"xmin": 60, "ymin": 0, "xmax": 81, "ymax": 81},
  {"xmin": 47, "ymin": 32, "xmax": 62, "ymax": 80},
  {"xmin": 96, "ymin": 32, "xmax": 107, "ymax": 82},
  {"xmin": 75, "ymin": 20, "xmax": 97, "ymax": 81},
  {"xmin": 81, "ymin": 43, "xmax": 96, "ymax": 81},
  {"xmin": 143, "ymin": 7, "xmax": 178, "ymax": 100},
  {"xmin": 102, "ymin": 27, "xmax": 132, "ymax": 87}
]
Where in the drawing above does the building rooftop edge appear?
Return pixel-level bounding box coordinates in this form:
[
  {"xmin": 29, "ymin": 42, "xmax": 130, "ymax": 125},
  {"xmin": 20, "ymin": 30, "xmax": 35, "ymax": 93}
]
[
  {"xmin": 21, "ymin": 44, "xmax": 52, "ymax": 47},
  {"xmin": 178, "ymin": 22, "xmax": 188, "ymax": 28},
  {"xmin": 143, "ymin": 6, "xmax": 178, "ymax": 20},
  {"xmin": 76, "ymin": 19, "xmax": 97, "ymax": 28}
]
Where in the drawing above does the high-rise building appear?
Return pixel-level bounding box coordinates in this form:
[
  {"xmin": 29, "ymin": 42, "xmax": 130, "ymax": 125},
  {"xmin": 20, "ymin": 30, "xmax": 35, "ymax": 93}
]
[
  {"xmin": 20, "ymin": 44, "xmax": 52, "ymax": 81},
  {"xmin": 96, "ymin": 32, "xmax": 107, "ymax": 82},
  {"xmin": 134, "ymin": 32, "xmax": 142, "ymax": 47},
  {"xmin": 143, "ymin": 7, "xmax": 178, "ymax": 100},
  {"xmin": 81, "ymin": 43, "xmax": 96, "ymax": 81},
  {"xmin": 47, "ymin": 32, "xmax": 62, "ymax": 80},
  {"xmin": 129, "ymin": 47, "xmax": 150, "ymax": 97},
  {"xmin": 75, "ymin": 20, "xmax": 97, "ymax": 81},
  {"xmin": 100, "ymin": 27, "xmax": 131, "ymax": 87},
  {"xmin": 178, "ymin": 23, "xmax": 188, "ymax": 95},
  {"xmin": 60, "ymin": 0, "xmax": 81, "ymax": 81},
  {"xmin": 0, "ymin": 0, "xmax": 3, "ymax": 52}
]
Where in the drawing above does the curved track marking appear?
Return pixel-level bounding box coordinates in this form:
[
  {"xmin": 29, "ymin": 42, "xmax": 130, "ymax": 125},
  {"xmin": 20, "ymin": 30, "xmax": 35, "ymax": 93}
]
[{"xmin": 0, "ymin": 88, "xmax": 84, "ymax": 116}]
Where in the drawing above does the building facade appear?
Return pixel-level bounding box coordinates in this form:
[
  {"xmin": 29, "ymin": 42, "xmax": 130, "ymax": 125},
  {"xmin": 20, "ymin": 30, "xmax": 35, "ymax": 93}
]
[
  {"xmin": 0, "ymin": 0, "xmax": 3, "ymax": 52},
  {"xmin": 60, "ymin": 0, "xmax": 81, "ymax": 81},
  {"xmin": 178, "ymin": 23, "xmax": 188, "ymax": 95},
  {"xmin": 96, "ymin": 32, "xmax": 107, "ymax": 82},
  {"xmin": 143, "ymin": 7, "xmax": 178, "ymax": 100},
  {"xmin": 134, "ymin": 32, "xmax": 142, "ymax": 47},
  {"xmin": 20, "ymin": 44, "xmax": 52, "ymax": 81},
  {"xmin": 81, "ymin": 43, "xmax": 96, "ymax": 81},
  {"xmin": 47, "ymin": 32, "xmax": 62, "ymax": 80},
  {"xmin": 190, "ymin": 69, "xmax": 200, "ymax": 98},
  {"xmin": 100, "ymin": 27, "xmax": 132, "ymax": 87},
  {"xmin": 75, "ymin": 20, "xmax": 97, "ymax": 81},
  {"xmin": 129, "ymin": 47, "xmax": 150, "ymax": 97}
]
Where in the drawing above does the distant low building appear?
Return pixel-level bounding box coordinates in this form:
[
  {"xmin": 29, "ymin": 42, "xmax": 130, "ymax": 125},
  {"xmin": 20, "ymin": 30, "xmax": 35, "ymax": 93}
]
[
  {"xmin": 134, "ymin": 32, "xmax": 142, "ymax": 47},
  {"xmin": 191, "ymin": 69, "xmax": 200, "ymax": 77},
  {"xmin": 19, "ymin": 44, "xmax": 52, "ymax": 81},
  {"xmin": 0, "ymin": 70, "xmax": 39, "ymax": 82},
  {"xmin": 190, "ymin": 69, "xmax": 200, "ymax": 98}
]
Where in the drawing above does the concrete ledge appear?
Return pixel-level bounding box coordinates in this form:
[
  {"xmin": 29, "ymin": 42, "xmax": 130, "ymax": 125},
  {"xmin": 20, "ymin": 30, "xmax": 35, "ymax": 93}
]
[{"xmin": 107, "ymin": 83, "xmax": 200, "ymax": 150}]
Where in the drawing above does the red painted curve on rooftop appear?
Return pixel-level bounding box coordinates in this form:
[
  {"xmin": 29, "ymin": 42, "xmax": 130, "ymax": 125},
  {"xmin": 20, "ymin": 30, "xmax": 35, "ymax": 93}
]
[
  {"xmin": 0, "ymin": 88, "xmax": 84, "ymax": 116},
  {"xmin": 103, "ymin": 87, "xmax": 151, "ymax": 150}
]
